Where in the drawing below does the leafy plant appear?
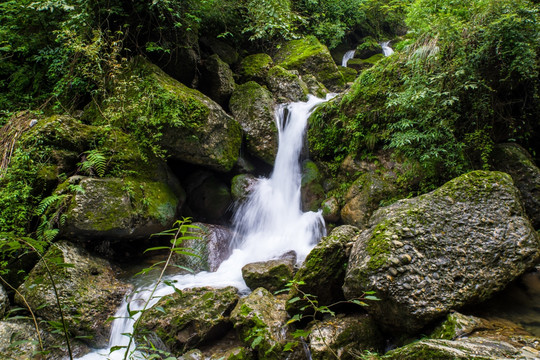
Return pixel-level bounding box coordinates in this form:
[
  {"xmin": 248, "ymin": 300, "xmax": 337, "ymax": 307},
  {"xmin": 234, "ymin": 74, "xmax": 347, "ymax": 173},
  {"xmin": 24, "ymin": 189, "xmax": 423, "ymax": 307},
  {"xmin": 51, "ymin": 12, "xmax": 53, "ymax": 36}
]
[{"xmin": 78, "ymin": 149, "xmax": 107, "ymax": 177}]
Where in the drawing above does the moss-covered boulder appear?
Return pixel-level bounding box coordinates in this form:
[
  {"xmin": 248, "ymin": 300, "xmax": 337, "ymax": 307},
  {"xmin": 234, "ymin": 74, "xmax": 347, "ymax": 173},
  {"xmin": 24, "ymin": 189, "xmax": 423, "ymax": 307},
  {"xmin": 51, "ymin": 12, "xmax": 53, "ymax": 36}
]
[
  {"xmin": 490, "ymin": 143, "xmax": 540, "ymax": 228},
  {"xmin": 301, "ymin": 160, "xmax": 325, "ymax": 212},
  {"xmin": 231, "ymin": 288, "xmax": 290, "ymax": 359},
  {"xmin": 321, "ymin": 197, "xmax": 340, "ymax": 223},
  {"xmin": 266, "ymin": 66, "xmax": 309, "ymax": 102},
  {"xmin": 15, "ymin": 241, "xmax": 131, "ymax": 347},
  {"xmin": 341, "ymin": 172, "xmax": 397, "ymax": 229},
  {"xmin": 287, "ymin": 226, "xmax": 360, "ymax": 314},
  {"xmin": 59, "ymin": 174, "xmax": 184, "ymax": 241},
  {"xmin": 229, "ymin": 82, "xmax": 278, "ymax": 164},
  {"xmin": 355, "ymin": 37, "xmax": 382, "ymax": 59},
  {"xmin": 302, "ymin": 74, "xmax": 329, "ymax": 98},
  {"xmin": 237, "ymin": 53, "xmax": 274, "ymax": 85},
  {"xmin": 184, "ymin": 171, "xmax": 232, "ymax": 222},
  {"xmin": 138, "ymin": 286, "xmax": 239, "ymax": 354},
  {"xmin": 0, "ymin": 319, "xmax": 90, "ymax": 359},
  {"xmin": 231, "ymin": 174, "xmax": 257, "ymax": 203},
  {"xmin": 242, "ymin": 256, "xmax": 295, "ymax": 293},
  {"xmin": 199, "ymin": 54, "xmax": 236, "ymax": 108},
  {"xmin": 343, "ymin": 171, "xmax": 540, "ymax": 334},
  {"xmin": 172, "ymin": 222, "xmax": 233, "ymax": 273},
  {"xmin": 308, "ymin": 314, "xmax": 384, "ymax": 359},
  {"xmin": 274, "ymin": 36, "xmax": 345, "ymax": 91}
]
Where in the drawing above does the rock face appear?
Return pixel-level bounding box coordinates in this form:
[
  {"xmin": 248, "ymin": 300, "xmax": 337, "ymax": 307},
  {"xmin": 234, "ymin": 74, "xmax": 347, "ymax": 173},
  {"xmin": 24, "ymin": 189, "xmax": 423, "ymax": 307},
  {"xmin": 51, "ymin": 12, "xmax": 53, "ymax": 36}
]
[
  {"xmin": 266, "ymin": 66, "xmax": 308, "ymax": 102},
  {"xmin": 301, "ymin": 160, "xmax": 325, "ymax": 212},
  {"xmin": 229, "ymin": 81, "xmax": 278, "ymax": 164},
  {"xmin": 288, "ymin": 226, "xmax": 360, "ymax": 314},
  {"xmin": 138, "ymin": 286, "xmax": 239, "ymax": 354},
  {"xmin": 15, "ymin": 241, "xmax": 131, "ymax": 347},
  {"xmin": 60, "ymin": 175, "xmax": 183, "ymax": 241},
  {"xmin": 231, "ymin": 288, "xmax": 289, "ymax": 359},
  {"xmin": 308, "ymin": 314, "xmax": 384, "ymax": 360},
  {"xmin": 343, "ymin": 171, "xmax": 540, "ymax": 333},
  {"xmin": 491, "ymin": 143, "xmax": 540, "ymax": 228},
  {"xmin": 173, "ymin": 222, "xmax": 233, "ymax": 273},
  {"xmin": 200, "ymin": 54, "xmax": 236, "ymax": 108},
  {"xmin": 185, "ymin": 172, "xmax": 232, "ymax": 222},
  {"xmin": 274, "ymin": 36, "xmax": 345, "ymax": 91},
  {"xmin": 242, "ymin": 256, "xmax": 295, "ymax": 293}
]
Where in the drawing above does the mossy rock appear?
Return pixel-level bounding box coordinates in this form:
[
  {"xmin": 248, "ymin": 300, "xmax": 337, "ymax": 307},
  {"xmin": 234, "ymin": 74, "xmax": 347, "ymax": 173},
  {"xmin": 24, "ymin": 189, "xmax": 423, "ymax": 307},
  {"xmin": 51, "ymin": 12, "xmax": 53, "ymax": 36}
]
[
  {"xmin": 321, "ymin": 197, "xmax": 340, "ymax": 223},
  {"xmin": 15, "ymin": 241, "xmax": 131, "ymax": 347},
  {"xmin": 138, "ymin": 286, "xmax": 239, "ymax": 354},
  {"xmin": 339, "ymin": 66, "xmax": 358, "ymax": 83},
  {"xmin": 301, "ymin": 160, "xmax": 325, "ymax": 212},
  {"xmin": 302, "ymin": 74, "xmax": 329, "ymax": 98},
  {"xmin": 229, "ymin": 81, "xmax": 278, "ymax": 164},
  {"xmin": 237, "ymin": 54, "xmax": 274, "ymax": 85},
  {"xmin": 343, "ymin": 171, "xmax": 540, "ymax": 334},
  {"xmin": 274, "ymin": 36, "xmax": 345, "ymax": 91},
  {"xmin": 356, "ymin": 37, "xmax": 382, "ymax": 59},
  {"xmin": 231, "ymin": 174, "xmax": 257, "ymax": 203},
  {"xmin": 199, "ymin": 54, "xmax": 236, "ymax": 108},
  {"xmin": 59, "ymin": 174, "xmax": 184, "ymax": 241},
  {"xmin": 266, "ymin": 66, "xmax": 308, "ymax": 102},
  {"xmin": 242, "ymin": 256, "xmax": 295, "ymax": 293}
]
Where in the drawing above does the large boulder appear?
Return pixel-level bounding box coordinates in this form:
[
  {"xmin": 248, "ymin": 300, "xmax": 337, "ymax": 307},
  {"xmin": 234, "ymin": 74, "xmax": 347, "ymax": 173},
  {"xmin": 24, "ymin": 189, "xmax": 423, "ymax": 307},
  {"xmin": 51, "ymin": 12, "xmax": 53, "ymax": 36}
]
[
  {"xmin": 287, "ymin": 226, "xmax": 360, "ymax": 314},
  {"xmin": 15, "ymin": 241, "xmax": 131, "ymax": 347},
  {"xmin": 138, "ymin": 286, "xmax": 239, "ymax": 354},
  {"xmin": 230, "ymin": 288, "xmax": 290, "ymax": 359},
  {"xmin": 237, "ymin": 53, "xmax": 274, "ymax": 85},
  {"xmin": 172, "ymin": 222, "xmax": 234, "ymax": 273},
  {"xmin": 343, "ymin": 171, "xmax": 540, "ymax": 333},
  {"xmin": 490, "ymin": 143, "xmax": 540, "ymax": 228},
  {"xmin": 308, "ymin": 314, "xmax": 383, "ymax": 360},
  {"xmin": 266, "ymin": 66, "xmax": 308, "ymax": 102},
  {"xmin": 199, "ymin": 54, "xmax": 236, "ymax": 108},
  {"xmin": 274, "ymin": 36, "xmax": 345, "ymax": 91},
  {"xmin": 229, "ymin": 82, "xmax": 278, "ymax": 164},
  {"xmin": 59, "ymin": 174, "xmax": 184, "ymax": 241},
  {"xmin": 242, "ymin": 255, "xmax": 296, "ymax": 293}
]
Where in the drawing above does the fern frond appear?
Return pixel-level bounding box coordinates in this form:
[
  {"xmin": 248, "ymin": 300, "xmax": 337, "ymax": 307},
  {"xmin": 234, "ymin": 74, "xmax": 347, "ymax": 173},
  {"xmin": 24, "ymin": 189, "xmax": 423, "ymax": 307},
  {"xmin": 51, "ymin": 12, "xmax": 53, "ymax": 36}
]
[
  {"xmin": 80, "ymin": 150, "xmax": 107, "ymax": 177},
  {"xmin": 36, "ymin": 194, "xmax": 64, "ymax": 215}
]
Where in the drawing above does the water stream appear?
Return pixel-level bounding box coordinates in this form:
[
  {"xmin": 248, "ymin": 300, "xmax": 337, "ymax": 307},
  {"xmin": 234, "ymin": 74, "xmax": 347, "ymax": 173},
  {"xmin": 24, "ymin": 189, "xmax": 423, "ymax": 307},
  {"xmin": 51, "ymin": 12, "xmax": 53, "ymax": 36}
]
[
  {"xmin": 341, "ymin": 49, "xmax": 356, "ymax": 67},
  {"xmin": 78, "ymin": 94, "xmax": 333, "ymax": 359},
  {"xmin": 381, "ymin": 41, "xmax": 394, "ymax": 56}
]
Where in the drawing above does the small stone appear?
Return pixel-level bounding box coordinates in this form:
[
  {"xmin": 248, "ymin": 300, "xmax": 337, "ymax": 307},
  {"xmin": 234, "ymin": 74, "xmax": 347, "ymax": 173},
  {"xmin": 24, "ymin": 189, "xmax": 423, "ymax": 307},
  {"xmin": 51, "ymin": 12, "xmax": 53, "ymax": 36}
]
[
  {"xmin": 389, "ymin": 257, "xmax": 400, "ymax": 266},
  {"xmin": 392, "ymin": 240, "xmax": 404, "ymax": 248},
  {"xmin": 399, "ymin": 254, "xmax": 412, "ymax": 265},
  {"xmin": 388, "ymin": 267, "xmax": 398, "ymax": 276}
]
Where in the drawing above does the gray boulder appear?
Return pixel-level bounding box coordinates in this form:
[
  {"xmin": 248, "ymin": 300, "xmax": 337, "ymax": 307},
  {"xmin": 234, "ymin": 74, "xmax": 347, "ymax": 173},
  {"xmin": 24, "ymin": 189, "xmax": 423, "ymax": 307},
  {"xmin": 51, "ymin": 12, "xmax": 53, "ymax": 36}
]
[
  {"xmin": 229, "ymin": 82, "xmax": 278, "ymax": 164},
  {"xmin": 200, "ymin": 54, "xmax": 236, "ymax": 108},
  {"xmin": 231, "ymin": 288, "xmax": 290, "ymax": 359},
  {"xmin": 242, "ymin": 255, "xmax": 296, "ymax": 293},
  {"xmin": 138, "ymin": 286, "xmax": 239, "ymax": 354},
  {"xmin": 491, "ymin": 143, "xmax": 540, "ymax": 228},
  {"xmin": 308, "ymin": 314, "xmax": 383, "ymax": 360},
  {"xmin": 15, "ymin": 241, "xmax": 131, "ymax": 347},
  {"xmin": 288, "ymin": 226, "xmax": 360, "ymax": 314},
  {"xmin": 59, "ymin": 174, "xmax": 184, "ymax": 240},
  {"xmin": 343, "ymin": 171, "xmax": 540, "ymax": 333},
  {"xmin": 266, "ymin": 66, "xmax": 308, "ymax": 102}
]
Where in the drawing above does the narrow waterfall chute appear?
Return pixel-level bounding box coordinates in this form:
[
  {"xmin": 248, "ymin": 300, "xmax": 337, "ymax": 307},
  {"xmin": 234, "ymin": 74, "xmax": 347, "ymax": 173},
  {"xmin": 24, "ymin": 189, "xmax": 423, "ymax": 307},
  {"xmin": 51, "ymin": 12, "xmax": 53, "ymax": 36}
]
[
  {"xmin": 341, "ymin": 49, "xmax": 356, "ymax": 67},
  {"xmin": 381, "ymin": 41, "xmax": 394, "ymax": 56}
]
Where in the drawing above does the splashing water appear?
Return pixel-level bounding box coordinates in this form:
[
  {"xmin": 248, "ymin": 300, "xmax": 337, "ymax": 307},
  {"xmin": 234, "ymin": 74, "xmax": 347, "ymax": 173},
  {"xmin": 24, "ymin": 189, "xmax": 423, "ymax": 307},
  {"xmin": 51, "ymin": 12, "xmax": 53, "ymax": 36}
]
[
  {"xmin": 381, "ymin": 41, "xmax": 394, "ymax": 56},
  {"xmin": 341, "ymin": 49, "xmax": 356, "ymax": 67},
  {"xmin": 77, "ymin": 94, "xmax": 333, "ymax": 359}
]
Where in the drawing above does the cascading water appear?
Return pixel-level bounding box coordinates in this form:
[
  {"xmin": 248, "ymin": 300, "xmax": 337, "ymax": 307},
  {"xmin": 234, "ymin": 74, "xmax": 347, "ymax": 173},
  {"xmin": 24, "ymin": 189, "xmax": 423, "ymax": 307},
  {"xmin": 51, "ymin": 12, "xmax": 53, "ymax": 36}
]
[
  {"xmin": 341, "ymin": 49, "xmax": 356, "ymax": 67},
  {"xmin": 77, "ymin": 94, "xmax": 333, "ymax": 360},
  {"xmin": 381, "ymin": 41, "xmax": 394, "ymax": 56}
]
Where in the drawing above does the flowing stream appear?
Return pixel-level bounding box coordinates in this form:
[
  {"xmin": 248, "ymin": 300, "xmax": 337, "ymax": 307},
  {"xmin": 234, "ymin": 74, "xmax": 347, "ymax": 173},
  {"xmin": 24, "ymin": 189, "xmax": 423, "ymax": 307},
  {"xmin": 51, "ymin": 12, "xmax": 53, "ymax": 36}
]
[
  {"xmin": 381, "ymin": 41, "xmax": 394, "ymax": 56},
  {"xmin": 77, "ymin": 94, "xmax": 333, "ymax": 359},
  {"xmin": 341, "ymin": 49, "xmax": 356, "ymax": 67}
]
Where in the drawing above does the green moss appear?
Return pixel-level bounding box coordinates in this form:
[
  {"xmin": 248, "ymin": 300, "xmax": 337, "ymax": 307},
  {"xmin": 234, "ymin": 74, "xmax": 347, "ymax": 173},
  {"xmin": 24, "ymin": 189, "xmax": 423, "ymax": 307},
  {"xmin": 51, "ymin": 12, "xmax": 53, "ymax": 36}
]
[
  {"xmin": 366, "ymin": 221, "xmax": 393, "ymax": 271},
  {"xmin": 430, "ymin": 315, "xmax": 458, "ymax": 340},
  {"xmin": 340, "ymin": 66, "xmax": 358, "ymax": 83},
  {"xmin": 238, "ymin": 53, "xmax": 274, "ymax": 81},
  {"xmin": 362, "ymin": 53, "xmax": 385, "ymax": 65}
]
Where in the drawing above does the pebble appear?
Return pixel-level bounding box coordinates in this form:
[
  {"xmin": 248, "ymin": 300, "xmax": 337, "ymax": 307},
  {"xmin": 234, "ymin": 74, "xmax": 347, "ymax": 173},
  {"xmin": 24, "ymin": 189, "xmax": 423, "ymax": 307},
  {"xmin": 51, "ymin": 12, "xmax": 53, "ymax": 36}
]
[
  {"xmin": 399, "ymin": 254, "xmax": 412, "ymax": 264},
  {"xmin": 388, "ymin": 267, "xmax": 398, "ymax": 276}
]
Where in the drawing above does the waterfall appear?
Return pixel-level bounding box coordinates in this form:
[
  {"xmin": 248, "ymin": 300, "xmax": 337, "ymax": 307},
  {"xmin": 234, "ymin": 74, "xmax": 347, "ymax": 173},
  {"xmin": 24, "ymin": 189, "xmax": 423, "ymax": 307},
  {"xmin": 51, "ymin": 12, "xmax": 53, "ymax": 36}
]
[
  {"xmin": 77, "ymin": 94, "xmax": 332, "ymax": 360},
  {"xmin": 381, "ymin": 41, "xmax": 394, "ymax": 56},
  {"xmin": 341, "ymin": 49, "xmax": 356, "ymax": 67}
]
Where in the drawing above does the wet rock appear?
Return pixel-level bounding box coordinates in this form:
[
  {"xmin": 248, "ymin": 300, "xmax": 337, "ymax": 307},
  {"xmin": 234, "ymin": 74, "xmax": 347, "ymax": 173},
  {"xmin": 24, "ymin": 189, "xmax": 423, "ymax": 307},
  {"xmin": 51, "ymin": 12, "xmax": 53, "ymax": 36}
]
[
  {"xmin": 266, "ymin": 66, "xmax": 309, "ymax": 102},
  {"xmin": 138, "ymin": 286, "xmax": 239, "ymax": 354},
  {"xmin": 200, "ymin": 37, "xmax": 239, "ymax": 65},
  {"xmin": 490, "ymin": 143, "xmax": 540, "ymax": 228},
  {"xmin": 274, "ymin": 36, "xmax": 345, "ymax": 91},
  {"xmin": 341, "ymin": 172, "xmax": 396, "ymax": 229},
  {"xmin": 229, "ymin": 82, "xmax": 278, "ymax": 164},
  {"xmin": 321, "ymin": 197, "xmax": 340, "ymax": 223},
  {"xmin": 200, "ymin": 54, "xmax": 236, "ymax": 108},
  {"xmin": 242, "ymin": 256, "xmax": 295, "ymax": 293},
  {"xmin": 237, "ymin": 53, "xmax": 274, "ymax": 85},
  {"xmin": 343, "ymin": 171, "xmax": 540, "ymax": 334},
  {"xmin": 288, "ymin": 226, "xmax": 360, "ymax": 314},
  {"xmin": 308, "ymin": 314, "xmax": 384, "ymax": 359},
  {"xmin": 301, "ymin": 160, "xmax": 325, "ymax": 212},
  {"xmin": 231, "ymin": 288, "xmax": 289, "ymax": 359},
  {"xmin": 302, "ymin": 74, "xmax": 328, "ymax": 98},
  {"xmin": 15, "ymin": 241, "xmax": 131, "ymax": 347},
  {"xmin": 178, "ymin": 349, "xmax": 204, "ymax": 360},
  {"xmin": 231, "ymin": 174, "xmax": 258, "ymax": 203},
  {"xmin": 355, "ymin": 37, "xmax": 382, "ymax": 59},
  {"xmin": 173, "ymin": 222, "xmax": 234, "ymax": 273},
  {"xmin": 59, "ymin": 174, "xmax": 184, "ymax": 241}
]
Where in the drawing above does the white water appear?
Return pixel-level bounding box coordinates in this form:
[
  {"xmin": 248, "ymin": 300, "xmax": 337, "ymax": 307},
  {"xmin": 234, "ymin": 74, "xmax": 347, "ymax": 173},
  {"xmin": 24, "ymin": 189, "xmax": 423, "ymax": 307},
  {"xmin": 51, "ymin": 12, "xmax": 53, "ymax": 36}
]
[
  {"xmin": 341, "ymin": 49, "xmax": 356, "ymax": 67},
  {"xmin": 77, "ymin": 94, "xmax": 332, "ymax": 360},
  {"xmin": 381, "ymin": 41, "xmax": 394, "ymax": 56}
]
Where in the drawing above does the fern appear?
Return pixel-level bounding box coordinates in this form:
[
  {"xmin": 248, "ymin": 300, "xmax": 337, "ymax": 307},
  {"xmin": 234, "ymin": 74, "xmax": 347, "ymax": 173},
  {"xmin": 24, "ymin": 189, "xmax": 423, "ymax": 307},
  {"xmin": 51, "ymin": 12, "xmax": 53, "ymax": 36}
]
[
  {"xmin": 80, "ymin": 150, "xmax": 107, "ymax": 177},
  {"xmin": 36, "ymin": 194, "xmax": 66, "ymax": 216}
]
